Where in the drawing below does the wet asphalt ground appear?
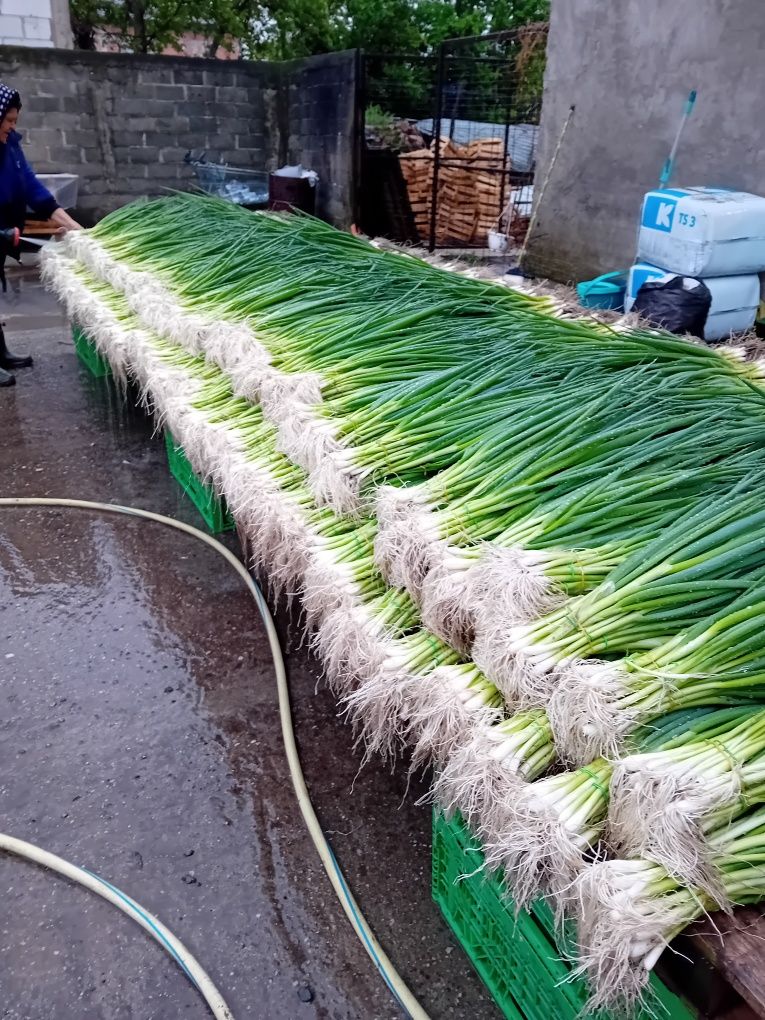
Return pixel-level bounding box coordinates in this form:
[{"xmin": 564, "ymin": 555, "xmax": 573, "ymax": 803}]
[{"xmin": 0, "ymin": 266, "xmax": 499, "ymax": 1020}]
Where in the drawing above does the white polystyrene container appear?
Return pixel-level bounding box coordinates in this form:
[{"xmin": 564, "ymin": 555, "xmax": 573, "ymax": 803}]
[
  {"xmin": 625, "ymin": 261, "xmax": 759, "ymax": 341},
  {"xmin": 637, "ymin": 187, "xmax": 765, "ymax": 276}
]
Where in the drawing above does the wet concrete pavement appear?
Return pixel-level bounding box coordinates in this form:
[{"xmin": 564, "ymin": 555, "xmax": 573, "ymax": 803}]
[{"xmin": 0, "ymin": 266, "xmax": 499, "ymax": 1020}]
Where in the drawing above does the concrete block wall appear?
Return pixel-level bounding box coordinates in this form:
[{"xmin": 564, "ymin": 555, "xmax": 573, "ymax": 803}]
[
  {"xmin": 0, "ymin": 45, "xmax": 358, "ymax": 226},
  {"xmin": 285, "ymin": 50, "xmax": 360, "ymax": 226},
  {"xmin": 524, "ymin": 0, "xmax": 765, "ymax": 283}
]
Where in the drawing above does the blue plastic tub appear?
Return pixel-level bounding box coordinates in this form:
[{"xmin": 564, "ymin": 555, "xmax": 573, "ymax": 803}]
[{"xmin": 576, "ymin": 271, "xmax": 627, "ymax": 311}]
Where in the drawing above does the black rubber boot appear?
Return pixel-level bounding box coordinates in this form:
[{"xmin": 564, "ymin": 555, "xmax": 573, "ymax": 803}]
[
  {"xmin": 0, "ymin": 323, "xmax": 32, "ymax": 370},
  {"xmin": 0, "ymin": 365, "xmax": 15, "ymax": 387}
]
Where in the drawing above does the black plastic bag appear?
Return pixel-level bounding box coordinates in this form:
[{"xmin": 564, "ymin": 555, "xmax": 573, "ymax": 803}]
[{"xmin": 633, "ymin": 275, "xmax": 712, "ymax": 338}]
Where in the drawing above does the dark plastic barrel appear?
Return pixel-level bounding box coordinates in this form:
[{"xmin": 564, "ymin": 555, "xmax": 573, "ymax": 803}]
[{"xmin": 268, "ymin": 174, "xmax": 316, "ymax": 214}]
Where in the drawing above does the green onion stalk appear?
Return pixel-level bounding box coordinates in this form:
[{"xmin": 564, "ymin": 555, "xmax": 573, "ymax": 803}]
[
  {"xmin": 374, "ymin": 375, "xmax": 765, "ymax": 605},
  {"xmin": 339, "ymin": 627, "xmax": 464, "ymax": 762},
  {"xmin": 513, "ymin": 487, "xmax": 765, "ymax": 707},
  {"xmin": 608, "ymin": 707, "xmax": 765, "ymax": 899},
  {"xmin": 481, "ymin": 708, "xmax": 747, "ymax": 918},
  {"xmin": 547, "ymin": 571, "xmax": 765, "ymax": 768},
  {"xmin": 313, "ymin": 587, "xmax": 508, "ymax": 767},
  {"xmin": 573, "ymin": 805, "xmax": 765, "ymax": 1017},
  {"xmin": 312, "ymin": 585, "xmax": 420, "ymax": 697},
  {"xmin": 404, "ymin": 662, "xmax": 506, "ymax": 770},
  {"xmin": 301, "ymin": 512, "xmax": 382, "ymax": 628},
  {"xmin": 84, "ymin": 195, "xmax": 765, "ymax": 392},
  {"xmin": 421, "ymin": 442, "xmax": 765, "ymax": 656},
  {"xmin": 429, "ymin": 709, "xmax": 556, "ymax": 839}
]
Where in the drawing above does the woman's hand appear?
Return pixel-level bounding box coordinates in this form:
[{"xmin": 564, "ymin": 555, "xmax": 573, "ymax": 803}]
[{"xmin": 51, "ymin": 207, "xmax": 82, "ymax": 232}]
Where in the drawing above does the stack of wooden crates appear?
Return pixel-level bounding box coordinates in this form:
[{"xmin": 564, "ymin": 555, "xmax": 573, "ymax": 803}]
[{"xmin": 399, "ymin": 136, "xmax": 506, "ymax": 246}]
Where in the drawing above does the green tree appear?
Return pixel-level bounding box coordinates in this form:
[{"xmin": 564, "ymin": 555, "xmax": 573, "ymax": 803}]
[
  {"xmin": 69, "ymin": 0, "xmax": 251, "ymax": 54},
  {"xmin": 70, "ymin": 0, "xmax": 549, "ymax": 59}
]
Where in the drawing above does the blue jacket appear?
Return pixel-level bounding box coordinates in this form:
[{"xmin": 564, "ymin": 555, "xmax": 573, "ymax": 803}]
[{"xmin": 0, "ymin": 130, "xmax": 58, "ymax": 230}]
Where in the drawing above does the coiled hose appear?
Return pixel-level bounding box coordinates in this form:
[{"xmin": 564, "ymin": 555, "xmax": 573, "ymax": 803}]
[{"xmin": 0, "ymin": 497, "xmax": 430, "ymax": 1020}]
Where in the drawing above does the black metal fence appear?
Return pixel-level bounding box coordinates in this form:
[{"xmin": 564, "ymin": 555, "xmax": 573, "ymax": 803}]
[{"xmin": 360, "ymin": 25, "xmax": 548, "ymax": 250}]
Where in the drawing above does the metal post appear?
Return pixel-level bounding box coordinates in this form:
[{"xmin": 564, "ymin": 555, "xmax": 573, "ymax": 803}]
[
  {"xmin": 352, "ymin": 48, "xmax": 365, "ymax": 230},
  {"xmin": 500, "ymin": 52, "xmax": 512, "ymax": 225},
  {"xmin": 428, "ymin": 42, "xmax": 446, "ymax": 253}
]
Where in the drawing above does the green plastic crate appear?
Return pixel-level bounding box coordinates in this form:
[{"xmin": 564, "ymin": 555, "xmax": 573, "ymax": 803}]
[
  {"xmin": 72, "ymin": 325, "xmax": 112, "ymax": 378},
  {"xmin": 432, "ymin": 810, "xmax": 695, "ymax": 1020},
  {"xmin": 164, "ymin": 431, "xmax": 234, "ymax": 534}
]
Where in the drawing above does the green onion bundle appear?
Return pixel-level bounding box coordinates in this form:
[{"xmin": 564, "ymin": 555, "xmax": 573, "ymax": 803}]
[
  {"xmin": 608, "ymin": 707, "xmax": 765, "ymax": 897},
  {"xmin": 482, "ymin": 708, "xmax": 756, "ymax": 914},
  {"xmin": 548, "ymin": 572, "xmax": 765, "ymax": 764},
  {"xmin": 574, "ymin": 805, "xmax": 765, "ymax": 1016},
  {"xmin": 430, "ymin": 710, "xmax": 556, "ymax": 838},
  {"xmin": 422, "ymin": 443, "xmax": 765, "ymax": 656},
  {"xmin": 513, "ymin": 486, "xmax": 765, "ymax": 706}
]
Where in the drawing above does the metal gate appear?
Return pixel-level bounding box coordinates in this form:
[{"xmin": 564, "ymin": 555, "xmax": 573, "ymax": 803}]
[{"xmin": 360, "ymin": 25, "xmax": 548, "ymax": 251}]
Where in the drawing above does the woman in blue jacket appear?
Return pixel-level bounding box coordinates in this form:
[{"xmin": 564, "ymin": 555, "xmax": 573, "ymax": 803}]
[{"xmin": 0, "ymin": 82, "xmax": 81, "ymax": 387}]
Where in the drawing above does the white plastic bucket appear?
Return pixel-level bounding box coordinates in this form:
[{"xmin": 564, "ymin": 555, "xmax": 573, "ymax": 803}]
[{"xmin": 487, "ymin": 230, "xmax": 508, "ymax": 252}]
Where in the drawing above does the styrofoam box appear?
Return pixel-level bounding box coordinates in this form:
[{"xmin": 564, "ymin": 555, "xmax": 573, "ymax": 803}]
[
  {"xmin": 625, "ymin": 261, "xmax": 759, "ymax": 341},
  {"xmin": 637, "ymin": 187, "xmax": 765, "ymax": 277},
  {"xmin": 34, "ymin": 173, "xmax": 79, "ymax": 210}
]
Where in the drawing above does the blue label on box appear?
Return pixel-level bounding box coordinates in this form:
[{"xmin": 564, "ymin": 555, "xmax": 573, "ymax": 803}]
[
  {"xmin": 642, "ymin": 193, "xmax": 681, "ymax": 232},
  {"xmin": 630, "ymin": 265, "xmax": 665, "ymax": 296}
]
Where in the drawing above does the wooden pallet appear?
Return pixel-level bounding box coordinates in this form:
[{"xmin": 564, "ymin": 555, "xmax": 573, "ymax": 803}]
[{"xmin": 399, "ymin": 136, "xmax": 509, "ymax": 245}]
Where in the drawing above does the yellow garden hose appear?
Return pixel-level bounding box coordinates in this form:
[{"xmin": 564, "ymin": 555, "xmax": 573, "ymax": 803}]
[{"xmin": 0, "ymin": 497, "xmax": 430, "ymax": 1020}]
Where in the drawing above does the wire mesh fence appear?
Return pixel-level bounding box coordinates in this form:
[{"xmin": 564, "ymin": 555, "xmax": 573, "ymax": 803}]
[{"xmin": 360, "ymin": 25, "xmax": 548, "ymax": 253}]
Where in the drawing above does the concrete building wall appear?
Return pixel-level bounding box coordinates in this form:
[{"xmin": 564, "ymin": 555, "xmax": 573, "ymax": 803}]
[
  {"xmin": 285, "ymin": 50, "xmax": 360, "ymax": 226},
  {"xmin": 0, "ymin": 45, "xmax": 358, "ymax": 226},
  {"xmin": 0, "ymin": 0, "xmax": 71, "ymax": 50},
  {"xmin": 524, "ymin": 0, "xmax": 765, "ymax": 282}
]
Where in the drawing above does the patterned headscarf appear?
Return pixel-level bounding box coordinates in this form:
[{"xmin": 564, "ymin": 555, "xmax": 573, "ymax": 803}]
[{"xmin": 0, "ymin": 82, "xmax": 21, "ymax": 123}]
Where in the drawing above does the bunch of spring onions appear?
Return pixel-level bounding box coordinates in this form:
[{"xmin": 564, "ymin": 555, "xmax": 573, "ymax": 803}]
[
  {"xmin": 45, "ymin": 196, "xmax": 765, "ymax": 1017},
  {"xmin": 548, "ymin": 572, "xmax": 765, "ymax": 765},
  {"xmin": 511, "ymin": 484, "xmax": 765, "ymax": 709},
  {"xmin": 608, "ymin": 707, "xmax": 765, "ymax": 898},
  {"xmin": 575, "ymin": 804, "xmax": 765, "ymax": 1016},
  {"xmin": 421, "ymin": 443, "xmax": 765, "ymax": 655},
  {"xmin": 482, "ymin": 708, "xmax": 764, "ymax": 915},
  {"xmin": 430, "ymin": 709, "xmax": 556, "ymax": 836}
]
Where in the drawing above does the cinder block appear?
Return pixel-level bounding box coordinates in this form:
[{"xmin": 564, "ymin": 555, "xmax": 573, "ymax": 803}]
[
  {"xmin": 113, "ymin": 130, "xmax": 147, "ymax": 147},
  {"xmin": 22, "ymin": 15, "xmax": 52, "ymax": 40},
  {"xmin": 24, "ymin": 94, "xmax": 63, "ymax": 113},
  {"xmin": 113, "ymin": 97, "xmax": 162, "ymax": 117},
  {"xmin": 137, "ymin": 66, "xmax": 174, "ymax": 85},
  {"xmin": 215, "ymin": 85, "xmax": 250, "ymax": 104},
  {"xmin": 153, "ymin": 83, "xmax": 186, "ymax": 100},
  {"xmin": 46, "ymin": 144, "xmax": 81, "ymax": 163},
  {"xmin": 185, "ymin": 85, "xmax": 216, "ymax": 103},
  {"xmin": 130, "ymin": 84, "xmax": 156, "ymax": 100},
  {"xmin": 151, "ymin": 163, "xmax": 184, "ymax": 179},
  {"xmin": 231, "ymin": 147, "xmax": 264, "ymax": 165},
  {"xmin": 3, "ymin": 0, "xmax": 50, "ymax": 16},
  {"xmin": 63, "ymin": 129, "xmax": 98, "ymax": 148},
  {"xmin": 158, "ymin": 145, "xmax": 191, "ymax": 163},
  {"xmin": 187, "ymin": 115, "xmax": 218, "ymax": 133},
  {"xmin": 0, "ymin": 14, "xmax": 23, "ymax": 37},
  {"xmin": 75, "ymin": 156, "xmax": 108, "ymax": 178},
  {"xmin": 122, "ymin": 117, "xmax": 161, "ymax": 132},
  {"xmin": 127, "ymin": 145, "xmax": 159, "ymax": 164}
]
